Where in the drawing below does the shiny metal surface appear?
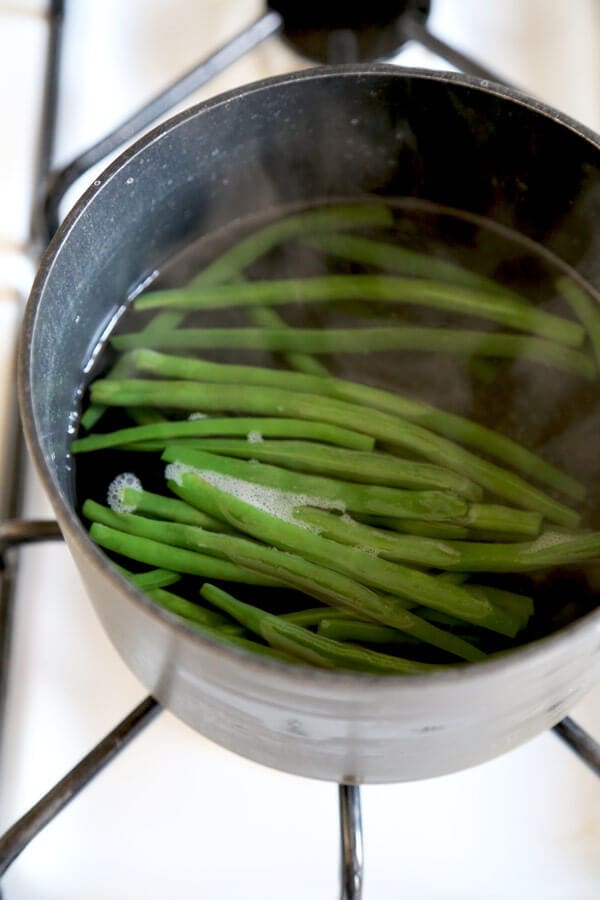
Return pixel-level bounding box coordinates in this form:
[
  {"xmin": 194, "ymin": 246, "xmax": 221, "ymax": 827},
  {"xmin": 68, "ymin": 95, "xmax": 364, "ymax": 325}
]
[
  {"xmin": 553, "ymin": 717, "xmax": 600, "ymax": 777},
  {"xmin": 20, "ymin": 67, "xmax": 600, "ymax": 784},
  {"xmin": 339, "ymin": 785, "xmax": 363, "ymax": 899},
  {"xmin": 0, "ymin": 519, "xmax": 62, "ymax": 550}
]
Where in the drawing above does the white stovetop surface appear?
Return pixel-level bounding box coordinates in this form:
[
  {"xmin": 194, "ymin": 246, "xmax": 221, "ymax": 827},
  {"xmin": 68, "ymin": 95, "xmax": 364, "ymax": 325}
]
[{"xmin": 2, "ymin": 1, "xmax": 600, "ymax": 898}]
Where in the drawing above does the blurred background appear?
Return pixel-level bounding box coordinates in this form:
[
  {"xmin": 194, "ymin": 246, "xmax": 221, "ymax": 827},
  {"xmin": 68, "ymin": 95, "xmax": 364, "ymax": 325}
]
[{"xmin": 1, "ymin": 1, "xmax": 600, "ymax": 897}]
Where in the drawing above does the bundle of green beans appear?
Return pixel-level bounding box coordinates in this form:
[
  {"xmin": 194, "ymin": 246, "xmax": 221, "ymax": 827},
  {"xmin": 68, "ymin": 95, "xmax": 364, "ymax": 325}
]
[{"xmin": 74, "ymin": 201, "xmax": 600, "ymax": 674}]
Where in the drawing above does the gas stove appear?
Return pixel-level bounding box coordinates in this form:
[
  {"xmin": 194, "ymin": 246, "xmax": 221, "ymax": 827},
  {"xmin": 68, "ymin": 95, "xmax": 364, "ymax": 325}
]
[{"xmin": 1, "ymin": 2, "xmax": 600, "ymax": 898}]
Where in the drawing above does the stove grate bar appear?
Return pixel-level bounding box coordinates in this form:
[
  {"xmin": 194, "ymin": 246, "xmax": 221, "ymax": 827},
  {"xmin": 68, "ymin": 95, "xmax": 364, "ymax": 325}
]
[
  {"xmin": 30, "ymin": 0, "xmax": 65, "ymax": 248},
  {"xmin": 0, "ymin": 695, "xmax": 161, "ymax": 878},
  {"xmin": 339, "ymin": 783, "xmax": 364, "ymax": 899},
  {"xmin": 400, "ymin": 14, "xmax": 505, "ymax": 84},
  {"xmin": 0, "ymin": 0, "xmax": 64, "ymax": 787},
  {"xmin": 0, "ymin": 519, "xmax": 63, "ymax": 554},
  {"xmin": 41, "ymin": 9, "xmax": 283, "ymax": 241},
  {"xmin": 553, "ymin": 716, "xmax": 600, "ymax": 777}
]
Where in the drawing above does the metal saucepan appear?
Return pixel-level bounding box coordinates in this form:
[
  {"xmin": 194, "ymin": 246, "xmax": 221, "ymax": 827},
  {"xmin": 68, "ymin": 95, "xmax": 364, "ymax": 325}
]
[{"xmin": 19, "ymin": 65, "xmax": 600, "ymax": 783}]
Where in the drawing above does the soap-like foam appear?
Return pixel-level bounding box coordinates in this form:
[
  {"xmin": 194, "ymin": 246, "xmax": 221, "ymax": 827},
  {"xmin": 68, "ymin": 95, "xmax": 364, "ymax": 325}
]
[
  {"xmin": 107, "ymin": 473, "xmax": 142, "ymax": 513},
  {"xmin": 188, "ymin": 412, "xmax": 208, "ymax": 421},
  {"xmin": 341, "ymin": 513, "xmax": 358, "ymax": 527},
  {"xmin": 527, "ymin": 531, "xmax": 573, "ymax": 553},
  {"xmin": 247, "ymin": 430, "xmax": 263, "ymax": 444},
  {"xmin": 165, "ymin": 461, "xmax": 344, "ymax": 529},
  {"xmin": 165, "ymin": 461, "xmax": 192, "ymax": 487}
]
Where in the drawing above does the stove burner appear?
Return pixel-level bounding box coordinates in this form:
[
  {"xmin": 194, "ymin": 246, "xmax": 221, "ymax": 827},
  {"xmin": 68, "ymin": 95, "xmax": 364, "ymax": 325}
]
[{"xmin": 266, "ymin": 0, "xmax": 431, "ymax": 63}]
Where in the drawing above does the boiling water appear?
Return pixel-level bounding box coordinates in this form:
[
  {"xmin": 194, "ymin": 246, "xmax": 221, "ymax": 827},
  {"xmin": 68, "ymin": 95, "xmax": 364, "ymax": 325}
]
[{"xmin": 74, "ymin": 198, "xmax": 600, "ymax": 659}]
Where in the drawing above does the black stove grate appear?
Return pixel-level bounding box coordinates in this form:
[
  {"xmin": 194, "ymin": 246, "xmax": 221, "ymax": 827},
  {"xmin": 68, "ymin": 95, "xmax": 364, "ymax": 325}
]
[{"xmin": 1, "ymin": 4, "xmax": 599, "ymax": 898}]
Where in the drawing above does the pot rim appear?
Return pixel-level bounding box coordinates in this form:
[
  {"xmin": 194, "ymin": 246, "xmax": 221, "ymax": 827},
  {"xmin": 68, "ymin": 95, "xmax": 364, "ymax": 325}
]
[{"xmin": 18, "ymin": 62, "xmax": 600, "ymax": 696}]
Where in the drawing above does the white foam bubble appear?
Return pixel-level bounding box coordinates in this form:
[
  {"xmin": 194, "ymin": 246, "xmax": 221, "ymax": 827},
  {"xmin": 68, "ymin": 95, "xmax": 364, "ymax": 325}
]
[
  {"xmin": 527, "ymin": 531, "xmax": 573, "ymax": 553},
  {"xmin": 188, "ymin": 412, "xmax": 208, "ymax": 421},
  {"xmin": 165, "ymin": 461, "xmax": 193, "ymax": 487},
  {"xmin": 165, "ymin": 462, "xmax": 343, "ymax": 529},
  {"xmin": 247, "ymin": 430, "xmax": 263, "ymax": 444},
  {"xmin": 341, "ymin": 513, "xmax": 358, "ymax": 527},
  {"xmin": 107, "ymin": 473, "xmax": 142, "ymax": 513}
]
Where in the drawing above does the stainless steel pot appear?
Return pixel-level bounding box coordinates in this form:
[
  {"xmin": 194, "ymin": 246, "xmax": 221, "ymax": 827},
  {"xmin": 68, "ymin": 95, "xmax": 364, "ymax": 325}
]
[{"xmin": 19, "ymin": 65, "xmax": 600, "ymax": 784}]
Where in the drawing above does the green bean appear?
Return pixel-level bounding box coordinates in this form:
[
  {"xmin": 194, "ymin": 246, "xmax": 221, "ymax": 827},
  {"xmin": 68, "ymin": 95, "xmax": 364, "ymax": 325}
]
[
  {"xmin": 454, "ymin": 503, "xmax": 541, "ymax": 537},
  {"xmin": 424, "ymin": 579, "xmax": 532, "ymax": 627},
  {"xmin": 415, "ymin": 607, "xmax": 471, "ymax": 627},
  {"xmin": 92, "ymin": 376, "xmax": 578, "ymax": 527},
  {"xmin": 132, "ymin": 274, "xmax": 584, "ymax": 348},
  {"xmin": 556, "ymin": 276, "xmax": 600, "ymax": 367},
  {"xmin": 293, "ymin": 508, "xmax": 596, "ymax": 572},
  {"xmin": 125, "ymin": 407, "xmax": 168, "ymax": 425},
  {"xmin": 248, "ymin": 306, "xmax": 330, "ymax": 376},
  {"xmin": 301, "ymin": 232, "xmax": 515, "ymax": 296},
  {"xmin": 123, "ymin": 311, "xmax": 191, "ymax": 378},
  {"xmin": 89, "ymin": 522, "xmax": 282, "ymax": 585},
  {"xmin": 317, "ymin": 618, "xmax": 455, "ymax": 647},
  {"xmin": 180, "ymin": 439, "xmax": 483, "ymax": 500},
  {"xmin": 126, "ymin": 203, "xmax": 395, "ymax": 354},
  {"xmin": 84, "ymin": 498, "xmax": 513, "ymax": 649},
  {"xmin": 437, "ymin": 572, "xmax": 470, "ymax": 585},
  {"xmin": 280, "ymin": 607, "xmax": 354, "ymax": 627},
  {"xmin": 85, "ymin": 494, "xmax": 415, "ymax": 604},
  {"xmin": 189, "ymin": 624, "xmax": 300, "ymax": 663},
  {"xmin": 187, "ymin": 203, "xmax": 395, "ymax": 288},
  {"xmin": 108, "ymin": 484, "xmax": 330, "ymax": 588},
  {"xmin": 148, "ymin": 588, "xmax": 243, "ymax": 633},
  {"xmin": 200, "ymin": 584, "xmax": 429, "ymax": 672},
  {"xmin": 147, "ymin": 593, "xmax": 296, "ymax": 662},
  {"xmin": 112, "ymin": 326, "xmax": 594, "ymax": 377},
  {"xmin": 139, "ymin": 309, "xmax": 187, "ymax": 341},
  {"xmin": 288, "ymin": 606, "xmax": 479, "ymax": 645},
  {"xmin": 363, "ymin": 517, "xmax": 472, "ymax": 539},
  {"xmin": 482, "ymin": 529, "xmax": 600, "ymax": 570},
  {"xmin": 164, "ymin": 471, "xmax": 517, "ymax": 636},
  {"xmin": 80, "ymin": 353, "xmax": 137, "ymax": 431},
  {"xmin": 246, "ymin": 554, "xmax": 519, "ymax": 649},
  {"xmin": 297, "ymin": 505, "xmax": 452, "ymax": 561},
  {"xmin": 162, "ymin": 445, "xmax": 469, "ymax": 521},
  {"xmin": 118, "ymin": 486, "xmax": 233, "ymax": 531},
  {"xmin": 468, "ymin": 356, "xmax": 502, "ymax": 385},
  {"xmin": 414, "ymin": 587, "xmax": 534, "ymax": 633},
  {"xmin": 71, "ymin": 416, "xmax": 374, "ymax": 454},
  {"xmin": 85, "ymin": 500, "xmax": 492, "ymax": 655},
  {"xmin": 368, "ymin": 515, "xmax": 539, "ymax": 543},
  {"xmin": 113, "ymin": 565, "xmax": 181, "ymax": 590},
  {"xmin": 465, "ymin": 585, "xmax": 533, "ymax": 631},
  {"xmin": 91, "ymin": 378, "xmax": 571, "ymax": 527},
  {"xmin": 201, "ymin": 583, "xmax": 483, "ymax": 668},
  {"xmin": 131, "ymin": 350, "xmax": 584, "ymax": 501},
  {"xmin": 119, "ymin": 440, "xmax": 202, "ymax": 452},
  {"xmin": 413, "ymin": 576, "xmax": 531, "ymax": 620}
]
